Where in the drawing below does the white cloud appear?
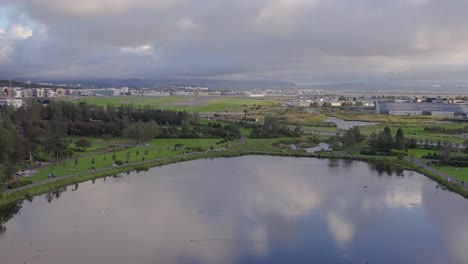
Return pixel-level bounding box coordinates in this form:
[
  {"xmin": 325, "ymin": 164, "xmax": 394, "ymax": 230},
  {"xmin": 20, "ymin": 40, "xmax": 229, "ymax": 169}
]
[
  {"xmin": 0, "ymin": 44, "xmax": 14, "ymax": 63},
  {"xmin": 0, "ymin": 28, "xmax": 5, "ymax": 36},
  {"xmin": 8, "ymin": 24, "xmax": 33, "ymax": 39},
  {"xmin": 121, "ymin": 44, "xmax": 153, "ymax": 54},
  {"xmin": 253, "ymin": 0, "xmax": 319, "ymax": 35},
  {"xmin": 3, "ymin": 0, "xmax": 468, "ymax": 82},
  {"xmin": 178, "ymin": 17, "xmax": 197, "ymax": 30},
  {"xmin": 327, "ymin": 212, "xmax": 355, "ymax": 248},
  {"xmin": 20, "ymin": 0, "xmax": 177, "ymax": 16}
]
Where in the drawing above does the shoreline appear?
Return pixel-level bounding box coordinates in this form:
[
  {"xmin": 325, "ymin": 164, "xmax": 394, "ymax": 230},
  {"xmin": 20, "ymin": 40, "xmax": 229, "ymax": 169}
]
[{"xmin": 1, "ymin": 149, "xmax": 467, "ymax": 207}]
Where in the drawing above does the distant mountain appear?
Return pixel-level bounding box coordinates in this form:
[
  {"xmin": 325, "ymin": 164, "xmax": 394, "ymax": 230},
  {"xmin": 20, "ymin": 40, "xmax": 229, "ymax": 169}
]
[
  {"xmin": 299, "ymin": 82, "xmax": 468, "ymax": 94},
  {"xmin": 30, "ymin": 78, "xmax": 297, "ymax": 89}
]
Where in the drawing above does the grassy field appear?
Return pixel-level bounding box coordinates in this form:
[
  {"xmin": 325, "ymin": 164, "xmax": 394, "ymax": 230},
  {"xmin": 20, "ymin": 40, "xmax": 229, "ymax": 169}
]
[
  {"xmin": 67, "ymin": 136, "xmax": 131, "ymax": 155},
  {"xmin": 26, "ymin": 135, "xmax": 320, "ymax": 184},
  {"xmin": 359, "ymin": 123, "xmax": 465, "ymax": 144},
  {"xmin": 407, "ymin": 149, "xmax": 435, "ymax": 158},
  {"xmin": 72, "ymin": 96, "xmax": 190, "ymax": 107},
  {"xmin": 69, "ymin": 96, "xmax": 276, "ymax": 112},
  {"xmin": 27, "ymin": 138, "xmax": 234, "ymax": 183},
  {"xmin": 437, "ymin": 166, "xmax": 468, "ymax": 181},
  {"xmin": 327, "ymin": 111, "xmax": 445, "ymax": 123}
]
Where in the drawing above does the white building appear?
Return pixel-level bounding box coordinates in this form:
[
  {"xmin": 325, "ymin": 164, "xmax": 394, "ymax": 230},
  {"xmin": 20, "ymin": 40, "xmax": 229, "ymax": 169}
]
[{"xmin": 0, "ymin": 99, "xmax": 23, "ymax": 108}]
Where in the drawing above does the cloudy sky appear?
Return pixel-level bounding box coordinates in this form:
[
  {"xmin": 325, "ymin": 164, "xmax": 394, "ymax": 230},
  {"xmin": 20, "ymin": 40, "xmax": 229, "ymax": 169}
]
[{"xmin": 1, "ymin": 0, "xmax": 468, "ymax": 83}]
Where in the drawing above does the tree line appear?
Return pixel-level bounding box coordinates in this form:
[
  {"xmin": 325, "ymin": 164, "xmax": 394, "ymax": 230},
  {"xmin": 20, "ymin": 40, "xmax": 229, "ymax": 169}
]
[{"xmin": 0, "ymin": 99, "xmax": 242, "ymax": 184}]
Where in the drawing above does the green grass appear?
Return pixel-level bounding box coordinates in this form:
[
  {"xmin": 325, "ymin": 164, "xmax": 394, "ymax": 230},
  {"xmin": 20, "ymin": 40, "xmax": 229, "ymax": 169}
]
[
  {"xmin": 72, "ymin": 96, "xmax": 190, "ymax": 106},
  {"xmin": 437, "ymin": 166, "xmax": 468, "ymax": 181},
  {"xmin": 185, "ymin": 98, "xmax": 275, "ymax": 112},
  {"xmin": 69, "ymin": 96, "xmax": 276, "ymax": 112},
  {"xmin": 407, "ymin": 149, "xmax": 435, "ymax": 158},
  {"xmin": 359, "ymin": 124, "xmax": 465, "ymax": 144},
  {"xmin": 4, "ymin": 136, "xmax": 468, "ymax": 207},
  {"xmin": 27, "ymin": 138, "xmax": 233, "ymax": 183}
]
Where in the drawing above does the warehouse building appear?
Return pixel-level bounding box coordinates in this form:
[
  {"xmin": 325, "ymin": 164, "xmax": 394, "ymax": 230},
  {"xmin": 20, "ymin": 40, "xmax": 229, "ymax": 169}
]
[{"xmin": 375, "ymin": 101, "xmax": 467, "ymax": 116}]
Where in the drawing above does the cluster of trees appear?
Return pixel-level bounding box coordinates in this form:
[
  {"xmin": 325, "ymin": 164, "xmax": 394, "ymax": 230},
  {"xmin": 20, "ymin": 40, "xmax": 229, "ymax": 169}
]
[
  {"xmin": 341, "ymin": 127, "xmax": 365, "ymax": 148},
  {"xmin": 0, "ymin": 110, "xmax": 25, "ymax": 183},
  {"xmin": 0, "ymin": 100, "xmax": 243, "ymax": 184},
  {"xmin": 250, "ymin": 115, "xmax": 300, "ymax": 138},
  {"xmin": 368, "ymin": 127, "xmax": 406, "ymax": 151},
  {"xmin": 329, "ymin": 127, "xmax": 365, "ymax": 150}
]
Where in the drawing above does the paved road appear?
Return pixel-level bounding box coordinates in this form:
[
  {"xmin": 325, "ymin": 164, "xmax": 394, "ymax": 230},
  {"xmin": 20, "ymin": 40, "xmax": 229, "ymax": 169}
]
[{"xmin": 407, "ymin": 158, "xmax": 467, "ymax": 189}]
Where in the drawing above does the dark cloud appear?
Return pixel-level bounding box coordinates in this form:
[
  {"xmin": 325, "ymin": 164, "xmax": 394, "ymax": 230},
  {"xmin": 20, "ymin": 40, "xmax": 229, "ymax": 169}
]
[{"xmin": 1, "ymin": 0, "xmax": 468, "ymax": 83}]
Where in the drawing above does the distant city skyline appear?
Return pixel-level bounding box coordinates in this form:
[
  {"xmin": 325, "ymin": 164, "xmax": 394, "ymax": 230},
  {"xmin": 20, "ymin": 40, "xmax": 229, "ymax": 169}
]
[{"xmin": 1, "ymin": 0, "xmax": 468, "ymax": 84}]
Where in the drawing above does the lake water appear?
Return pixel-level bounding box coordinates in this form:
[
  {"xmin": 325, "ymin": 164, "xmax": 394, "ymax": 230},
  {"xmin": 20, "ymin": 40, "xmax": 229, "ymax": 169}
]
[
  {"xmin": 326, "ymin": 117, "xmax": 378, "ymax": 130},
  {"xmin": 1, "ymin": 156, "xmax": 468, "ymax": 264},
  {"xmin": 305, "ymin": 143, "xmax": 331, "ymax": 153}
]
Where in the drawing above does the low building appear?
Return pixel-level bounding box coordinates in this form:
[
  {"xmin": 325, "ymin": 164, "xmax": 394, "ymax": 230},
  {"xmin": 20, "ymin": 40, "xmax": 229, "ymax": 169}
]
[
  {"xmin": 56, "ymin": 88, "xmax": 66, "ymax": 97},
  {"xmin": 376, "ymin": 101, "xmax": 466, "ymax": 116},
  {"xmin": 0, "ymin": 99, "xmax": 23, "ymax": 108}
]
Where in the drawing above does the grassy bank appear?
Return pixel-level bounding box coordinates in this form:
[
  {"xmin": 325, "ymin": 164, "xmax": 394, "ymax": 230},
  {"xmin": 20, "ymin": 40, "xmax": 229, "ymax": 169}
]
[
  {"xmin": 0, "ymin": 150, "xmax": 245, "ymax": 207},
  {"xmin": 2, "ymin": 144, "xmax": 467, "ymax": 207},
  {"xmin": 316, "ymin": 152, "xmax": 468, "ymax": 198}
]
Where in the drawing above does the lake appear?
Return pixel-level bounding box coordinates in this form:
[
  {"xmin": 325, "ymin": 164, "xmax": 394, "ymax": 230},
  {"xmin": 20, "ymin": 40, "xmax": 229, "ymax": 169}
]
[
  {"xmin": 326, "ymin": 117, "xmax": 379, "ymax": 130},
  {"xmin": 1, "ymin": 156, "xmax": 468, "ymax": 264}
]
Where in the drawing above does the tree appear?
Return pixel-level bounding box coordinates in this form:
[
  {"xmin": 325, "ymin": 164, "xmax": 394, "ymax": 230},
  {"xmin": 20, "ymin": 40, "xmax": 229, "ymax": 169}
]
[
  {"xmin": 75, "ymin": 138, "xmax": 92, "ymax": 150},
  {"xmin": 379, "ymin": 126, "xmax": 393, "ymax": 150},
  {"xmin": 441, "ymin": 141, "xmax": 452, "ymax": 160},
  {"xmin": 395, "ymin": 128, "xmax": 405, "ymax": 150},
  {"xmin": 368, "ymin": 127, "xmax": 395, "ymax": 152},
  {"xmin": 0, "ymin": 113, "xmax": 22, "ymax": 182},
  {"xmin": 123, "ymin": 121, "xmax": 159, "ymax": 144},
  {"xmin": 342, "ymin": 127, "xmax": 364, "ymax": 148},
  {"xmin": 45, "ymin": 121, "xmax": 67, "ymax": 159}
]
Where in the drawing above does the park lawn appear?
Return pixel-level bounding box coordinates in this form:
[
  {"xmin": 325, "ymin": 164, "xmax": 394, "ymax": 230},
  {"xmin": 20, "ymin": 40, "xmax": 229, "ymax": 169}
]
[
  {"xmin": 66, "ymin": 136, "xmax": 131, "ymax": 156},
  {"xmin": 72, "ymin": 96, "xmax": 277, "ymax": 113},
  {"xmin": 235, "ymin": 137, "xmax": 302, "ymax": 153},
  {"xmin": 191, "ymin": 97, "xmax": 276, "ymax": 112},
  {"xmin": 360, "ymin": 124, "xmax": 465, "ymax": 144},
  {"xmin": 27, "ymin": 138, "xmax": 232, "ymax": 183},
  {"xmin": 327, "ymin": 111, "xmax": 444, "ymax": 123},
  {"xmin": 74, "ymin": 96, "xmax": 191, "ymax": 107},
  {"xmin": 437, "ymin": 166, "xmax": 468, "ymax": 182},
  {"xmin": 285, "ymin": 112, "xmax": 327, "ymax": 126},
  {"xmin": 407, "ymin": 148, "xmax": 435, "ymax": 158},
  {"xmin": 240, "ymin": 127, "xmax": 252, "ymax": 137}
]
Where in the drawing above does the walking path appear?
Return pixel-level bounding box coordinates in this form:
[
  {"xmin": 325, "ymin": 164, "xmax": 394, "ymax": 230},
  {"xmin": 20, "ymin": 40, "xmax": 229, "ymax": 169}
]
[
  {"xmin": 5, "ymin": 149, "xmax": 212, "ymax": 194},
  {"xmin": 407, "ymin": 158, "xmax": 467, "ymax": 189}
]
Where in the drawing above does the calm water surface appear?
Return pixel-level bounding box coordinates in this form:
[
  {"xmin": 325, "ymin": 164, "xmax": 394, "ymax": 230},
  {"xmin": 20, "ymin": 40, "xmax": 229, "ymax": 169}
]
[
  {"xmin": 1, "ymin": 156, "xmax": 468, "ymax": 264},
  {"xmin": 326, "ymin": 117, "xmax": 378, "ymax": 130}
]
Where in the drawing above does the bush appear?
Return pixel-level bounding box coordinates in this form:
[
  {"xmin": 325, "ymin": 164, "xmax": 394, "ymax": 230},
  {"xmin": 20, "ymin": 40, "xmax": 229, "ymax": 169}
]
[
  {"xmin": 7, "ymin": 180, "xmax": 33, "ymax": 189},
  {"xmin": 114, "ymin": 160, "xmax": 124, "ymax": 166},
  {"xmin": 134, "ymin": 165, "xmax": 150, "ymax": 172},
  {"xmin": 360, "ymin": 147, "xmax": 402, "ymax": 157}
]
